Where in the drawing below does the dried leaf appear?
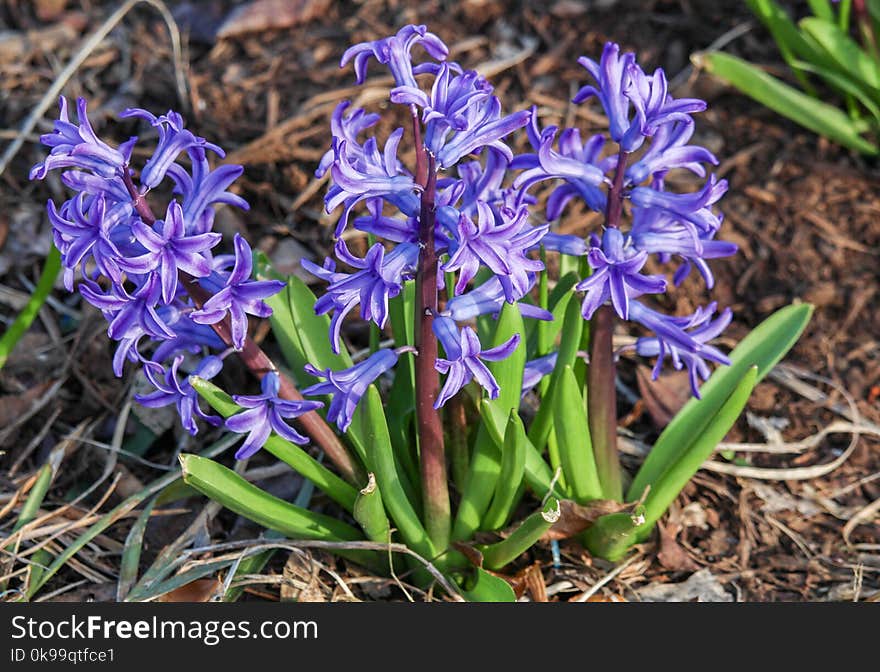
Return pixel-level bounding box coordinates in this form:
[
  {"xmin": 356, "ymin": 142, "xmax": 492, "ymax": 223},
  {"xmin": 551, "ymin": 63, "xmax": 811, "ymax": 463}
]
[
  {"xmin": 156, "ymin": 578, "xmax": 221, "ymax": 602},
  {"xmin": 452, "ymin": 541, "xmax": 484, "ymax": 568},
  {"xmin": 0, "ymin": 381, "xmax": 55, "ymax": 427},
  {"xmin": 656, "ymin": 521, "xmax": 699, "ymax": 572},
  {"xmin": 636, "ymin": 365, "xmax": 692, "ymax": 428},
  {"xmin": 542, "ymin": 499, "xmax": 629, "ymax": 540},
  {"xmin": 217, "ymin": 0, "xmax": 332, "ymax": 39}
]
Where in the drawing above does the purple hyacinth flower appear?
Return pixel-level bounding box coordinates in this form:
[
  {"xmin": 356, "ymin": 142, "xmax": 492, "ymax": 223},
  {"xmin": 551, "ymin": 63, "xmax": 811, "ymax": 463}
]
[
  {"xmin": 80, "ymin": 273, "xmax": 174, "ymax": 342},
  {"xmin": 167, "ymin": 149, "xmax": 250, "ymax": 230},
  {"xmin": 635, "ymin": 302, "xmax": 732, "ymax": 397},
  {"xmin": 47, "ymin": 193, "xmax": 150, "ymax": 289},
  {"xmin": 512, "ymin": 122, "xmax": 610, "ymax": 215},
  {"xmin": 136, "ymin": 355, "xmax": 223, "ymax": 435},
  {"xmin": 325, "ymin": 133, "xmax": 419, "ymax": 237},
  {"xmin": 317, "ymin": 101, "xmax": 381, "ymax": 178},
  {"xmin": 302, "ymin": 349, "xmax": 399, "ymax": 432},
  {"xmin": 151, "ymin": 311, "xmax": 226, "ymax": 362},
  {"xmin": 433, "ymin": 316, "xmax": 520, "ymax": 408},
  {"xmin": 575, "ymin": 228, "xmax": 666, "ymax": 320},
  {"xmin": 625, "ymin": 120, "xmax": 717, "ymax": 185},
  {"xmin": 532, "ymin": 232, "xmax": 588, "ymax": 257},
  {"xmin": 521, "ymin": 352, "xmax": 558, "ymax": 397},
  {"xmin": 423, "ymin": 64, "xmax": 531, "ymax": 168},
  {"xmin": 443, "ymin": 200, "xmax": 546, "ymax": 301},
  {"xmin": 129, "ymin": 200, "xmax": 221, "ymax": 303},
  {"xmin": 629, "ymin": 175, "xmax": 727, "ymax": 234},
  {"xmin": 626, "ymin": 65, "xmax": 707, "ymax": 138},
  {"xmin": 443, "ymin": 275, "xmax": 552, "ymax": 322},
  {"xmin": 190, "ymin": 234, "xmax": 284, "ymax": 349},
  {"xmin": 225, "ymin": 372, "xmax": 324, "ymax": 459},
  {"xmin": 119, "ymin": 108, "xmax": 223, "ymax": 189},
  {"xmin": 573, "ymin": 44, "xmax": 643, "ymax": 150},
  {"xmin": 302, "ymin": 240, "xmax": 419, "ymax": 354},
  {"xmin": 30, "ymin": 97, "xmax": 135, "ymax": 180},
  {"xmin": 340, "ymin": 24, "xmax": 449, "ymax": 107}
]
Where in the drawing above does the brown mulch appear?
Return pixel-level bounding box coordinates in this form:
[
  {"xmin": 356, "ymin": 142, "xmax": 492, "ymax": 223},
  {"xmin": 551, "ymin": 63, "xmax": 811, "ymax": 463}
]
[{"xmin": 0, "ymin": 0, "xmax": 877, "ymax": 602}]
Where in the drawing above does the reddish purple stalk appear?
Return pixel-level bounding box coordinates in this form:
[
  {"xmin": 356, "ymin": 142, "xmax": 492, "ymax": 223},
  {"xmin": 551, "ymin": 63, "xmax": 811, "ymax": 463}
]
[
  {"xmin": 411, "ymin": 109, "xmax": 450, "ymax": 549},
  {"xmin": 122, "ymin": 171, "xmax": 362, "ymax": 485},
  {"xmin": 587, "ymin": 150, "xmax": 627, "ymax": 501}
]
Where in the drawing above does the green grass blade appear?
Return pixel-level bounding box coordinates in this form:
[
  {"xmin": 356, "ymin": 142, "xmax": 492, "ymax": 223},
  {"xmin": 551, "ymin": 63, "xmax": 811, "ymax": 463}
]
[
  {"xmin": 24, "ymin": 433, "xmax": 240, "ymax": 600},
  {"xmin": 553, "ymin": 366, "xmax": 601, "ymax": 503},
  {"xmin": 628, "ymin": 303, "xmax": 813, "ymax": 501},
  {"xmin": 0, "ymin": 245, "xmax": 61, "ymax": 371},
  {"xmin": 191, "ymin": 376, "xmax": 358, "ymax": 512},
  {"xmin": 117, "ymin": 496, "xmax": 156, "ymax": 601},
  {"xmin": 700, "ymin": 51, "xmax": 878, "ymax": 154}
]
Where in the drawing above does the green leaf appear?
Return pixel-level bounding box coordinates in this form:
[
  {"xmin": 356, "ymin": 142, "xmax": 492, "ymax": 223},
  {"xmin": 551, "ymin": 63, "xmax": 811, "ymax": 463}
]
[
  {"xmin": 359, "ymin": 385, "xmax": 434, "ymax": 559},
  {"xmin": 0, "ymin": 245, "xmax": 61, "ymax": 371},
  {"xmin": 190, "ymin": 377, "xmax": 358, "ymax": 512},
  {"xmin": 628, "ymin": 303, "xmax": 813, "ymax": 502},
  {"xmin": 700, "ymin": 51, "xmax": 878, "ymax": 154},
  {"xmin": 480, "ymin": 399, "xmax": 555, "ymax": 498},
  {"xmin": 791, "ymin": 58, "xmax": 880, "ymax": 123},
  {"xmin": 482, "ymin": 410, "xmax": 528, "ymax": 530},
  {"xmin": 487, "ymin": 302, "xmax": 526, "ymax": 412},
  {"xmin": 180, "ymin": 454, "xmax": 362, "ymax": 541},
  {"xmin": 453, "ymin": 302, "xmax": 526, "ymax": 540},
  {"xmin": 459, "ymin": 568, "xmax": 516, "ymax": 603},
  {"xmin": 639, "ymin": 367, "xmax": 758, "ymax": 531},
  {"xmin": 479, "ymin": 498, "xmax": 560, "ymax": 571},
  {"xmin": 800, "ymin": 17, "xmax": 880, "ymax": 92},
  {"xmin": 256, "ymin": 255, "xmax": 352, "ymax": 380},
  {"xmin": 807, "ymin": 0, "xmax": 835, "ymax": 21},
  {"xmin": 353, "ymin": 474, "xmax": 392, "ymax": 544},
  {"xmin": 528, "ymin": 294, "xmax": 584, "ymax": 452},
  {"xmin": 553, "ymin": 366, "xmax": 602, "ymax": 503},
  {"xmin": 745, "ymin": 0, "xmax": 827, "ymax": 86}
]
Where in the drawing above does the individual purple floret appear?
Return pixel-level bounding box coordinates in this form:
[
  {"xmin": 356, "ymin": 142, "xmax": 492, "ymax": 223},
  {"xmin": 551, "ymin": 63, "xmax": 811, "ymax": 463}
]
[
  {"xmin": 432, "ymin": 316, "xmax": 520, "ymax": 408},
  {"xmin": 136, "ymin": 355, "xmax": 224, "ymax": 435},
  {"xmin": 575, "ymin": 228, "xmax": 666, "ymax": 321},
  {"xmin": 129, "ymin": 200, "xmax": 221, "ymax": 302},
  {"xmin": 302, "ymin": 349, "xmax": 399, "ymax": 432},
  {"xmin": 226, "ymin": 372, "xmax": 324, "ymax": 459},
  {"xmin": 118, "ymin": 108, "xmax": 223, "ymax": 189},
  {"xmin": 191, "ymin": 234, "xmax": 284, "ymax": 350},
  {"xmin": 633, "ymin": 302, "xmax": 732, "ymax": 397},
  {"xmin": 30, "ymin": 97, "xmax": 135, "ymax": 180},
  {"xmin": 341, "ymin": 24, "xmax": 449, "ymax": 107}
]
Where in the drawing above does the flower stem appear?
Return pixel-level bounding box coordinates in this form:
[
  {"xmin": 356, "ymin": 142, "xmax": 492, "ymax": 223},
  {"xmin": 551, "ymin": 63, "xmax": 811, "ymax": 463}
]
[
  {"xmin": 122, "ymin": 170, "xmax": 362, "ymax": 486},
  {"xmin": 413, "ymin": 145, "xmax": 450, "ymax": 551},
  {"xmin": 586, "ymin": 150, "xmax": 628, "ymax": 501}
]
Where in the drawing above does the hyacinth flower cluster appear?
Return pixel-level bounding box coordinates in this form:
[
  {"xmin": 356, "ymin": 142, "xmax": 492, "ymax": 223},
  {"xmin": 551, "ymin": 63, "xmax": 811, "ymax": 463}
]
[
  {"xmin": 302, "ymin": 25, "xmax": 566, "ymax": 549},
  {"xmin": 30, "ymin": 98, "xmax": 358, "ymax": 471},
  {"xmin": 509, "ymin": 42, "xmax": 737, "ymax": 500}
]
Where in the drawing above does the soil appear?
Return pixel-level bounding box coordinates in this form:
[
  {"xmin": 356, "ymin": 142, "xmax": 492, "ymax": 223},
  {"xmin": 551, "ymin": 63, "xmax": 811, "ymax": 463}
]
[{"xmin": 0, "ymin": 0, "xmax": 877, "ymax": 602}]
